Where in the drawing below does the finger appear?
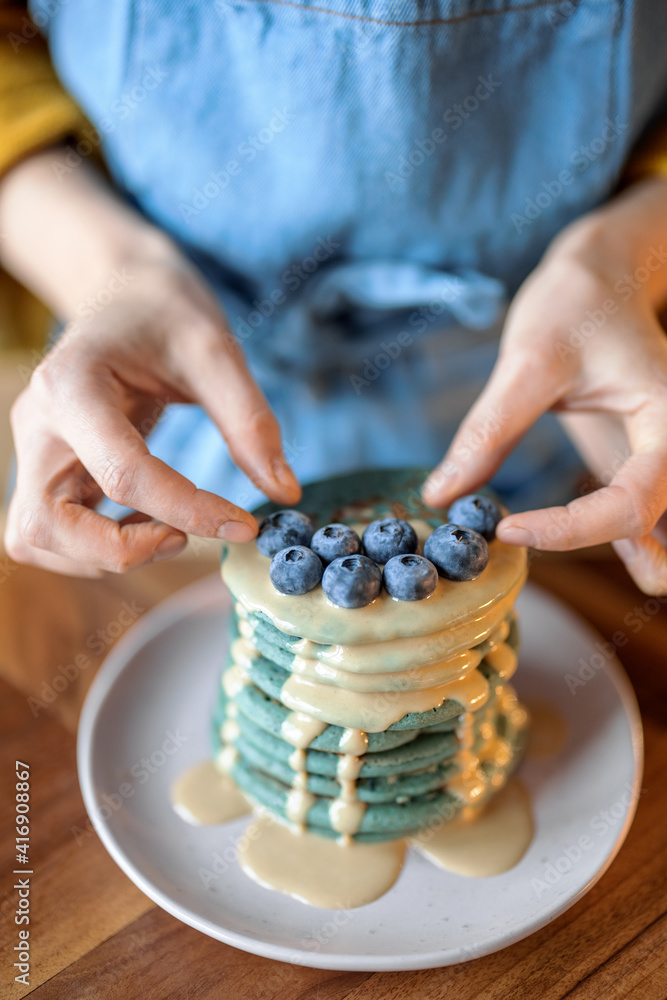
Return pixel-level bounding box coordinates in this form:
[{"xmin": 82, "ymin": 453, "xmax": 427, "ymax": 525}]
[
  {"xmin": 4, "ymin": 510, "xmax": 105, "ymax": 578},
  {"xmin": 496, "ymin": 448, "xmax": 667, "ymax": 551},
  {"xmin": 118, "ymin": 511, "xmax": 157, "ymax": 527},
  {"xmin": 176, "ymin": 330, "xmax": 302, "ymax": 504},
  {"xmin": 613, "ymin": 535, "xmax": 667, "ymax": 596},
  {"xmin": 8, "ymin": 481, "xmax": 189, "ymax": 574},
  {"xmin": 37, "ymin": 500, "xmax": 188, "ymax": 572},
  {"xmin": 5, "ymin": 478, "xmax": 103, "ymax": 577},
  {"xmin": 46, "ymin": 375, "xmax": 259, "ymax": 541},
  {"xmin": 422, "ymin": 350, "xmax": 559, "ymax": 506},
  {"xmin": 4, "ymin": 511, "xmax": 171, "ymax": 578},
  {"xmin": 10, "ymin": 415, "xmax": 192, "ymax": 570}
]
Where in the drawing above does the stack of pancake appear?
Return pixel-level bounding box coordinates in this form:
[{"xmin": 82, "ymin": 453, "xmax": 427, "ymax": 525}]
[{"xmin": 214, "ymin": 468, "xmax": 529, "ymax": 843}]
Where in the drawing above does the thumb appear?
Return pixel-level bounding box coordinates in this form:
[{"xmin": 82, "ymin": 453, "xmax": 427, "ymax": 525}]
[
  {"xmin": 613, "ymin": 528, "xmax": 667, "ymax": 596},
  {"xmin": 179, "ymin": 329, "xmax": 302, "ymax": 505},
  {"xmin": 422, "ymin": 351, "xmax": 556, "ymax": 507}
]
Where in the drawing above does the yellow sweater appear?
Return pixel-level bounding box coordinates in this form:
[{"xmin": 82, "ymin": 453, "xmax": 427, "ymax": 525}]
[
  {"xmin": 0, "ymin": 1, "xmax": 89, "ymax": 348},
  {"xmin": 1, "ymin": 1, "xmax": 667, "ymax": 350}
]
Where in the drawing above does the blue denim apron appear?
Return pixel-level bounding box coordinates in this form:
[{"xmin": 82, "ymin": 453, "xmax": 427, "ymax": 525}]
[{"xmin": 31, "ymin": 0, "xmax": 667, "ymax": 512}]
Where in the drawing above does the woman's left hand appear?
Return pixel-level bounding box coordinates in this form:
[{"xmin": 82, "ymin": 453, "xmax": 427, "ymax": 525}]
[{"xmin": 423, "ymin": 177, "xmax": 667, "ymax": 595}]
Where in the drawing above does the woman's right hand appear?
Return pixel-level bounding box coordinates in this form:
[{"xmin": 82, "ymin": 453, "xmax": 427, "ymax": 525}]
[{"xmin": 5, "ymin": 255, "xmax": 301, "ymax": 577}]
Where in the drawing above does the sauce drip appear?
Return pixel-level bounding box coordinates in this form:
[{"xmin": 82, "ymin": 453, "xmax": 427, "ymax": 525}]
[
  {"xmin": 239, "ymin": 814, "xmax": 406, "ymax": 908},
  {"xmin": 411, "ymin": 779, "xmax": 533, "ymax": 877},
  {"xmin": 281, "ymin": 711, "xmax": 327, "ymax": 749},
  {"xmin": 279, "ymin": 667, "xmax": 490, "ymax": 733},
  {"xmin": 170, "ymin": 760, "xmax": 251, "ymax": 825}
]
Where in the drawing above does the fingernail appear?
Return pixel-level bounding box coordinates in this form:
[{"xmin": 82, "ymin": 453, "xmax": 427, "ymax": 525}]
[
  {"xmin": 153, "ymin": 533, "xmax": 188, "ymax": 561},
  {"xmin": 423, "ymin": 478, "xmax": 445, "ymax": 502},
  {"xmin": 217, "ymin": 520, "xmax": 256, "ymax": 542},
  {"xmin": 270, "ymin": 455, "xmax": 301, "ymax": 494},
  {"xmin": 612, "ymin": 538, "xmax": 639, "ymax": 562},
  {"xmin": 422, "ymin": 463, "xmax": 458, "ymax": 500},
  {"xmin": 497, "ymin": 525, "xmax": 535, "ymax": 547}
]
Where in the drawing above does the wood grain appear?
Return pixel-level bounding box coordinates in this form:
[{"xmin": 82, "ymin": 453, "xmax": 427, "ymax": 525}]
[
  {"xmin": 28, "ymin": 907, "xmax": 374, "ymax": 1000},
  {"xmin": 1, "ymin": 547, "xmax": 665, "ymax": 1000}
]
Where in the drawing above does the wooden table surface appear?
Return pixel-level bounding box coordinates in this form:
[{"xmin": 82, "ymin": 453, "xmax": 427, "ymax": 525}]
[{"xmin": 1, "ymin": 543, "xmax": 666, "ymax": 1000}]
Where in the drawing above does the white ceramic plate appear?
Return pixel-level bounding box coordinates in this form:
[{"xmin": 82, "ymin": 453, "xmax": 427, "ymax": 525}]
[{"xmin": 77, "ymin": 576, "xmax": 643, "ymax": 972}]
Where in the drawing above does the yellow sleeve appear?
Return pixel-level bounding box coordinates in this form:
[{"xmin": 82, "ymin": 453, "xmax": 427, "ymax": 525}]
[
  {"xmin": 622, "ymin": 115, "xmax": 667, "ymax": 186},
  {"xmin": 0, "ymin": 1, "xmax": 88, "ymax": 176},
  {"xmin": 0, "ymin": 2, "xmax": 90, "ymax": 349}
]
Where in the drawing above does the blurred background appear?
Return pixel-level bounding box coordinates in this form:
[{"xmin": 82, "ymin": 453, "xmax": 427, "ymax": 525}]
[{"xmin": 0, "ymin": 280, "xmax": 54, "ymax": 544}]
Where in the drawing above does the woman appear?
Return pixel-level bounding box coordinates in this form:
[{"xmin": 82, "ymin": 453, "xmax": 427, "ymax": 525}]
[{"xmin": 2, "ymin": 0, "xmax": 667, "ymax": 594}]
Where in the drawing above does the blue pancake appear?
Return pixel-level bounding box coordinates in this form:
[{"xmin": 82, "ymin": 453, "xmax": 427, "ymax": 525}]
[
  {"xmin": 224, "ymin": 698, "xmax": 504, "ymax": 802},
  {"xmin": 221, "ymin": 610, "xmax": 516, "ymax": 744},
  {"xmin": 229, "ymin": 756, "xmax": 463, "ymax": 841},
  {"xmin": 233, "ymin": 735, "xmax": 459, "ymax": 804},
  {"xmin": 226, "ymin": 620, "xmax": 518, "ymax": 732},
  {"xmin": 214, "ymin": 467, "xmax": 526, "ymax": 841},
  {"xmin": 225, "ymin": 700, "xmax": 527, "ymax": 842},
  {"xmin": 227, "ymin": 679, "xmax": 450, "ymax": 752},
  {"xmin": 235, "ymin": 713, "xmax": 463, "ymax": 778}
]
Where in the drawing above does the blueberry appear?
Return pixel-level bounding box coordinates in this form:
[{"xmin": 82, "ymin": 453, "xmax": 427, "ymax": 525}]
[
  {"xmin": 311, "ymin": 523, "xmax": 362, "ymax": 565},
  {"xmin": 269, "ymin": 546, "xmax": 323, "ymax": 595},
  {"xmin": 362, "ymin": 519, "xmax": 417, "ymax": 563},
  {"xmin": 383, "ymin": 553, "xmax": 438, "ymax": 601},
  {"xmin": 257, "ymin": 509, "xmax": 314, "ymax": 557},
  {"xmin": 322, "ymin": 554, "xmax": 382, "ymax": 608},
  {"xmin": 447, "ymin": 494, "xmax": 503, "ymax": 541},
  {"xmin": 424, "ymin": 524, "xmax": 489, "ymax": 582}
]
